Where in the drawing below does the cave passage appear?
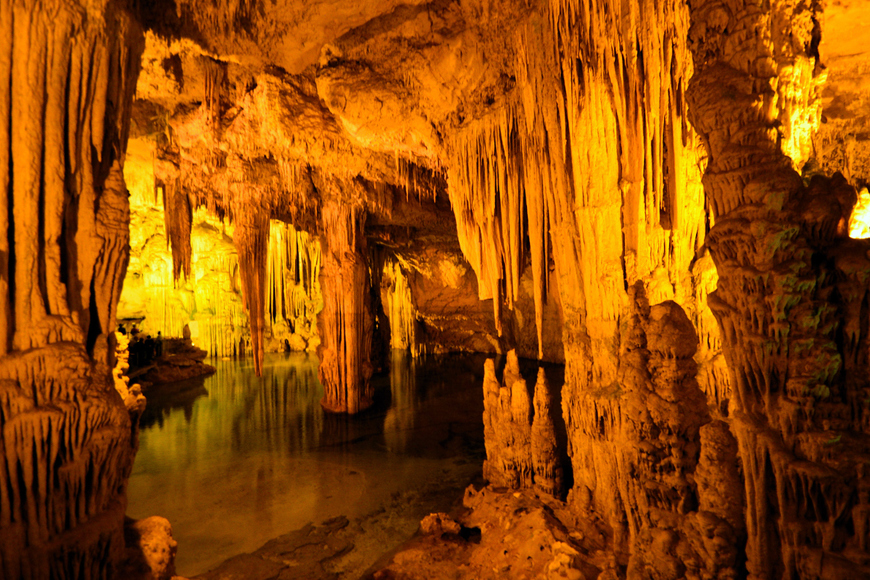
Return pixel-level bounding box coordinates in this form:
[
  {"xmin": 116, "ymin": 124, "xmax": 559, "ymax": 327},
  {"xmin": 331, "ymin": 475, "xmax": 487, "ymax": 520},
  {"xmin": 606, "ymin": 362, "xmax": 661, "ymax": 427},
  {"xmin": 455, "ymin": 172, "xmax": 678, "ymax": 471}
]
[{"xmin": 126, "ymin": 351, "xmax": 494, "ymax": 576}]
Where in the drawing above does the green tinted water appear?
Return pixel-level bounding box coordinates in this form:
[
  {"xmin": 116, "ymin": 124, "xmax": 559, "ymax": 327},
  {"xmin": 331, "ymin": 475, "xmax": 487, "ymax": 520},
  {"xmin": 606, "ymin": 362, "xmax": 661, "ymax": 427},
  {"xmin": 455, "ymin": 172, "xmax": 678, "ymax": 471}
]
[{"xmin": 127, "ymin": 351, "xmax": 487, "ymax": 576}]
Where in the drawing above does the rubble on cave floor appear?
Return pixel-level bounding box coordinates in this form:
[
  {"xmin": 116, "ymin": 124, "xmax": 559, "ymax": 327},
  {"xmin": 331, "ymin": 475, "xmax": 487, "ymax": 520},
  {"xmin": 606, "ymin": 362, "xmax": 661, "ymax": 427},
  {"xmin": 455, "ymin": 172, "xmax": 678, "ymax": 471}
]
[
  {"xmin": 369, "ymin": 485, "xmax": 615, "ymax": 580},
  {"xmin": 183, "ymin": 483, "xmax": 616, "ymax": 580}
]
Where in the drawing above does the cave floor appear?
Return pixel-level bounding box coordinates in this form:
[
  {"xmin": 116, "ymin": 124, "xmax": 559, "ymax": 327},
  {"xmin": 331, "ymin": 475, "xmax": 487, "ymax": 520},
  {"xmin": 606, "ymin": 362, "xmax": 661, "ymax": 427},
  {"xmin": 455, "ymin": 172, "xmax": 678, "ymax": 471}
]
[{"xmin": 126, "ymin": 351, "xmax": 489, "ymax": 577}]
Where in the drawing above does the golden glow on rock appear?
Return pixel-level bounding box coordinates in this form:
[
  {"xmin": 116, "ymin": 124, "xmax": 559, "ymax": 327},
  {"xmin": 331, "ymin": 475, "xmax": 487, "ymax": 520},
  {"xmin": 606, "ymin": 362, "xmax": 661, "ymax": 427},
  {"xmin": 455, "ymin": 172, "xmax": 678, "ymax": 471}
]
[
  {"xmin": 849, "ymin": 187, "xmax": 870, "ymax": 239},
  {"xmin": 119, "ymin": 139, "xmax": 322, "ymax": 356}
]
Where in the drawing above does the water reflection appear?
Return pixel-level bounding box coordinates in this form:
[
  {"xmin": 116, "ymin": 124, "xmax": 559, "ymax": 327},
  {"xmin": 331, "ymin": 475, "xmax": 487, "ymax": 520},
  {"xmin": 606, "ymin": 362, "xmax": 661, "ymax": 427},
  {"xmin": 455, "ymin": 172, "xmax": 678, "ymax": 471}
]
[{"xmin": 127, "ymin": 351, "xmax": 487, "ymax": 576}]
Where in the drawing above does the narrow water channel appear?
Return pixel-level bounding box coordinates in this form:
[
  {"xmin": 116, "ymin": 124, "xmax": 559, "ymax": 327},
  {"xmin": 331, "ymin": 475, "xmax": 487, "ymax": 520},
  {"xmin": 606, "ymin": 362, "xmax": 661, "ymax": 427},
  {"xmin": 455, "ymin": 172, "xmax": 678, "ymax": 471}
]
[{"xmin": 126, "ymin": 351, "xmax": 488, "ymax": 576}]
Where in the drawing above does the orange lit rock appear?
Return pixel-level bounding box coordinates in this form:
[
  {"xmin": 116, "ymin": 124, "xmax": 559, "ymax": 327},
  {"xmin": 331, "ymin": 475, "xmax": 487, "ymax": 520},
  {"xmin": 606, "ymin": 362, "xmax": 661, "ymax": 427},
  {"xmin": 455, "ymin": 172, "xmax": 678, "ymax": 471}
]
[
  {"xmin": 688, "ymin": 0, "xmax": 870, "ymax": 576},
  {"xmin": 317, "ymin": 198, "xmax": 374, "ymax": 413},
  {"xmin": 0, "ymin": 0, "xmax": 144, "ymax": 576},
  {"xmin": 120, "ymin": 516, "xmax": 179, "ymax": 580},
  {"xmin": 482, "ymin": 350, "xmax": 563, "ymax": 497}
]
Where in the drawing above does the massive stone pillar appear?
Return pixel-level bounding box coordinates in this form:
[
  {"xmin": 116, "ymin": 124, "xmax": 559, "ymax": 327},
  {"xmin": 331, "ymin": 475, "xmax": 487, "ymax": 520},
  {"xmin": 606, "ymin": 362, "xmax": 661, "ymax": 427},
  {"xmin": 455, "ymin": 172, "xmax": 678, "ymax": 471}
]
[
  {"xmin": 0, "ymin": 0, "xmax": 143, "ymax": 577},
  {"xmin": 317, "ymin": 198, "xmax": 374, "ymax": 413},
  {"xmin": 687, "ymin": 2, "xmax": 870, "ymax": 577}
]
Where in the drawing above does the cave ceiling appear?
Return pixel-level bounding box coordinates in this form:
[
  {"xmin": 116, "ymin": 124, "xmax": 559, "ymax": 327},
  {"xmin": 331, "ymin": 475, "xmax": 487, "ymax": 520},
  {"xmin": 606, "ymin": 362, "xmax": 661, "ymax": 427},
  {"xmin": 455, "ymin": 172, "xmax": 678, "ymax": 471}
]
[{"xmin": 133, "ymin": 0, "xmax": 526, "ymax": 237}]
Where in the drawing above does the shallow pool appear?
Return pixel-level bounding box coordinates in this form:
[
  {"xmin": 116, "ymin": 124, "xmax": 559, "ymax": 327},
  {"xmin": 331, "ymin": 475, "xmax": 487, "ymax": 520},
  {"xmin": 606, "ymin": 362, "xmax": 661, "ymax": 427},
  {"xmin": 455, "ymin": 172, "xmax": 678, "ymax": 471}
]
[{"xmin": 126, "ymin": 351, "xmax": 489, "ymax": 576}]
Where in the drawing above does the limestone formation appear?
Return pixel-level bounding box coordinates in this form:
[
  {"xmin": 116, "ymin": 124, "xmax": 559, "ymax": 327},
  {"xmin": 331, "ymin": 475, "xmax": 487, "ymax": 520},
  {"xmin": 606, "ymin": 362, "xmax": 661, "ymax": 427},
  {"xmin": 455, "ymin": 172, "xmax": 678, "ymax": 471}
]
[
  {"xmin": 531, "ymin": 368, "xmax": 563, "ymax": 498},
  {"xmin": 317, "ymin": 197, "xmax": 374, "ymax": 413},
  {"xmin": 483, "ymin": 350, "xmax": 563, "ymax": 496},
  {"xmin": 0, "ymin": 0, "xmax": 143, "ymax": 576},
  {"xmin": 687, "ymin": 1, "xmax": 870, "ymax": 576},
  {"xmin": 120, "ymin": 516, "xmax": 179, "ymax": 580}
]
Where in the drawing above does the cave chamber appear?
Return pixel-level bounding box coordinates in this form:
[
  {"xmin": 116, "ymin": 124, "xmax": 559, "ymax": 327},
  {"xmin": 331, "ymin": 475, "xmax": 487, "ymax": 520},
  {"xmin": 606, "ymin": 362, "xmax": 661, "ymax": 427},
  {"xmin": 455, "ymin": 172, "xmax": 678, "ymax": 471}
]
[{"xmin": 2, "ymin": 0, "xmax": 870, "ymax": 578}]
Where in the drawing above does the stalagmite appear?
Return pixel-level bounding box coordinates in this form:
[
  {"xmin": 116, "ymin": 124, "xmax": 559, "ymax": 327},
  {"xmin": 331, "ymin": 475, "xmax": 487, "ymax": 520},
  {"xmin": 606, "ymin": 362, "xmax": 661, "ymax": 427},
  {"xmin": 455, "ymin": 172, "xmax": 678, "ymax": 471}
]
[
  {"xmin": 531, "ymin": 368, "xmax": 562, "ymax": 498},
  {"xmin": 483, "ymin": 350, "xmax": 564, "ymax": 494}
]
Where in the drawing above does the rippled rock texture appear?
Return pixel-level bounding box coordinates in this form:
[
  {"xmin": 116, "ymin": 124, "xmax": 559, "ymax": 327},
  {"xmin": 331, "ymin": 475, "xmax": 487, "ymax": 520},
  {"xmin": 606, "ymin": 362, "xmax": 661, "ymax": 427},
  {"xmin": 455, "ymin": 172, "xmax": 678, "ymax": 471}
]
[{"xmin": 0, "ymin": 0, "xmax": 143, "ymax": 576}]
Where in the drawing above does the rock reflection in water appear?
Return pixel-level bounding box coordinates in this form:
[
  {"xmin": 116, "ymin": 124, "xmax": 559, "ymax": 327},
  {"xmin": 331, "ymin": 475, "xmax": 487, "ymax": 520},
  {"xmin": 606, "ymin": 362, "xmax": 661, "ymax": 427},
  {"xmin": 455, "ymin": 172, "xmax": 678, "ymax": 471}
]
[{"xmin": 127, "ymin": 351, "xmax": 487, "ymax": 576}]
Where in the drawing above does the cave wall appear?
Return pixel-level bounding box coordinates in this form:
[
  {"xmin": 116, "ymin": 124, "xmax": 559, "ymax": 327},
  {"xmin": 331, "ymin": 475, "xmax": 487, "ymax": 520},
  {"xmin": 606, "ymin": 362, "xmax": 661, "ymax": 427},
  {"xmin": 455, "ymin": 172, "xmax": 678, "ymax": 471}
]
[
  {"xmin": 0, "ymin": 0, "xmax": 144, "ymax": 576},
  {"xmin": 118, "ymin": 136, "xmax": 323, "ymax": 358}
]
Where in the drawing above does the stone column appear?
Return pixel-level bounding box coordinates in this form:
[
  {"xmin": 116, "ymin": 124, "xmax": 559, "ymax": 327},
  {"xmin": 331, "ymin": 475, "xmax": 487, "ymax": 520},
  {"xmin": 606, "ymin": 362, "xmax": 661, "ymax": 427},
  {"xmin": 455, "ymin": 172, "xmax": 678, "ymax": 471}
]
[
  {"xmin": 687, "ymin": 2, "xmax": 870, "ymax": 577},
  {"xmin": 0, "ymin": 0, "xmax": 143, "ymax": 576},
  {"xmin": 317, "ymin": 199, "xmax": 374, "ymax": 413}
]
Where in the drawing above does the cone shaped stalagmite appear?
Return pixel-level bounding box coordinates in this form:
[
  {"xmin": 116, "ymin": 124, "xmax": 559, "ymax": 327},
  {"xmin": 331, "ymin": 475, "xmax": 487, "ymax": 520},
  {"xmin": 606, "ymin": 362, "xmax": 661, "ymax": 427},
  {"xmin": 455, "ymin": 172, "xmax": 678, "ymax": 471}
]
[
  {"xmin": 531, "ymin": 368, "xmax": 562, "ymax": 497},
  {"xmin": 482, "ymin": 350, "xmax": 563, "ymax": 496}
]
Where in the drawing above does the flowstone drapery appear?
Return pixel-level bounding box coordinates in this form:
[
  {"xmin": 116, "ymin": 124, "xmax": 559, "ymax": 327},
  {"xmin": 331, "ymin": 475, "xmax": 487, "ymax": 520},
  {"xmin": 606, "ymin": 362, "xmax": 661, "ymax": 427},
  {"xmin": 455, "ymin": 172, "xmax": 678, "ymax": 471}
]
[{"xmin": 0, "ymin": 0, "xmax": 143, "ymax": 576}]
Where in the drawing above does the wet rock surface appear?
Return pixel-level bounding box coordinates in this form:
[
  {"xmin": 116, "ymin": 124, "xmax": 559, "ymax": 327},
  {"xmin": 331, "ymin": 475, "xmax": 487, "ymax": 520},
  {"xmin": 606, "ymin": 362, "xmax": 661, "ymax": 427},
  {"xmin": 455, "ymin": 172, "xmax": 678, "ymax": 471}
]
[{"xmin": 190, "ymin": 473, "xmax": 483, "ymax": 580}]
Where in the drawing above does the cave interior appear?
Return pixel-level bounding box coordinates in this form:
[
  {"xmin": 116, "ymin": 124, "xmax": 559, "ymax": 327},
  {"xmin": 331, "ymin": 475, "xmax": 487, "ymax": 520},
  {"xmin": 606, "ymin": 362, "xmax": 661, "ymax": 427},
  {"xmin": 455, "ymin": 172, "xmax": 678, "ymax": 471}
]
[{"xmin": 3, "ymin": 0, "xmax": 870, "ymax": 578}]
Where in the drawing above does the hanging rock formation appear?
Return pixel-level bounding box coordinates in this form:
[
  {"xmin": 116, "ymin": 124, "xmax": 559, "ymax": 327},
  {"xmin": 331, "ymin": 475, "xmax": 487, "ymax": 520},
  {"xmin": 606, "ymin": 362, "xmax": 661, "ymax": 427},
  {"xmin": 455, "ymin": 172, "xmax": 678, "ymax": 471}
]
[
  {"xmin": 234, "ymin": 203, "xmax": 271, "ymax": 376},
  {"xmin": 317, "ymin": 197, "xmax": 374, "ymax": 413}
]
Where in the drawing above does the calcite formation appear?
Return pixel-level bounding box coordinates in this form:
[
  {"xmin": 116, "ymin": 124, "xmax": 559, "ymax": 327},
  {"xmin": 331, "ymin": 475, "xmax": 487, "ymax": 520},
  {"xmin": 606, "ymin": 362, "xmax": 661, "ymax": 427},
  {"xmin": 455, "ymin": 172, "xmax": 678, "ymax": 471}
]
[
  {"xmin": 0, "ymin": 0, "xmax": 143, "ymax": 576},
  {"xmin": 482, "ymin": 350, "xmax": 562, "ymax": 497},
  {"xmin": 118, "ymin": 141, "xmax": 323, "ymax": 358},
  {"xmin": 4, "ymin": 0, "xmax": 870, "ymax": 577}
]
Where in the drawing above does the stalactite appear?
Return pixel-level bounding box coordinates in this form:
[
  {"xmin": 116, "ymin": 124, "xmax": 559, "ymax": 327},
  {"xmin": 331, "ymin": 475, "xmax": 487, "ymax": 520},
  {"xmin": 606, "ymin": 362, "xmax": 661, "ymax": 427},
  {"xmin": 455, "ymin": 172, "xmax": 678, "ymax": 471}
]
[
  {"xmin": 234, "ymin": 205, "xmax": 270, "ymax": 376},
  {"xmin": 176, "ymin": 0, "xmax": 256, "ymax": 35},
  {"xmin": 395, "ymin": 156, "xmax": 445, "ymax": 204},
  {"xmin": 161, "ymin": 180, "xmax": 193, "ymax": 282},
  {"xmin": 317, "ymin": 199, "xmax": 374, "ymax": 413},
  {"xmin": 446, "ymin": 0, "xmax": 709, "ymax": 369},
  {"xmin": 203, "ymin": 57, "xmax": 225, "ymax": 141},
  {"xmin": 381, "ymin": 258, "xmax": 417, "ymax": 354},
  {"xmin": 266, "ymin": 219, "xmax": 323, "ymax": 347}
]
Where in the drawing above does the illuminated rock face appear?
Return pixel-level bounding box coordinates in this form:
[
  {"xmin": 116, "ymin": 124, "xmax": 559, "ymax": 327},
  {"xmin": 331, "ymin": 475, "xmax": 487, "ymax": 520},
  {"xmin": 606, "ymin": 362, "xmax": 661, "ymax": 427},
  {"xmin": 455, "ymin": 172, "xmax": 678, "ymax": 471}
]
[
  {"xmin": 687, "ymin": 2, "xmax": 870, "ymax": 577},
  {"xmin": 482, "ymin": 350, "xmax": 563, "ymax": 497},
  {"xmin": 118, "ymin": 137, "xmax": 323, "ymax": 358},
  {"xmin": 0, "ymin": 0, "xmax": 142, "ymax": 576}
]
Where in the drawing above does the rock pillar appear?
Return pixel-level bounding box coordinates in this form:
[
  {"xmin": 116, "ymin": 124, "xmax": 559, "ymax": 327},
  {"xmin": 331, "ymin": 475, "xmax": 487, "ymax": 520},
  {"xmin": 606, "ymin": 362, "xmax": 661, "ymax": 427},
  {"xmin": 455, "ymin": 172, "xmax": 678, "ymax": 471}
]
[
  {"xmin": 0, "ymin": 0, "xmax": 143, "ymax": 576},
  {"xmin": 317, "ymin": 200, "xmax": 374, "ymax": 413},
  {"xmin": 687, "ymin": 2, "xmax": 870, "ymax": 577}
]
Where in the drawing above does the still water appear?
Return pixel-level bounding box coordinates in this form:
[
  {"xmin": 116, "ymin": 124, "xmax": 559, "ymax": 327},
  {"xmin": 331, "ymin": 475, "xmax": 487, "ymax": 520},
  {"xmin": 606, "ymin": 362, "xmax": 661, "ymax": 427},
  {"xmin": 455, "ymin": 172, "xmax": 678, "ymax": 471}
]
[{"xmin": 126, "ymin": 351, "xmax": 488, "ymax": 576}]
